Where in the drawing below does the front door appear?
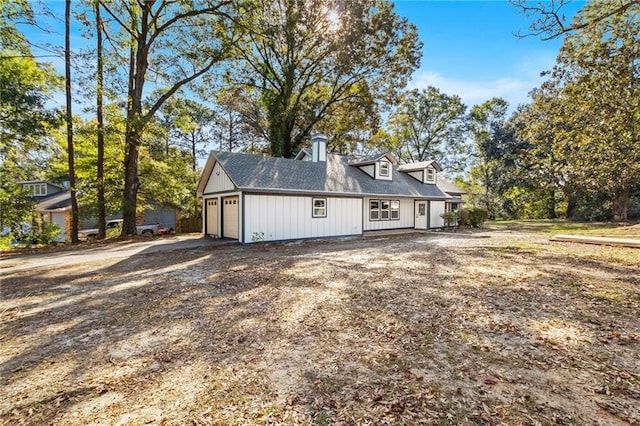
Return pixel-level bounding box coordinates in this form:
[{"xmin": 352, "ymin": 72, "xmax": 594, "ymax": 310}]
[{"xmin": 415, "ymin": 201, "xmax": 428, "ymax": 229}]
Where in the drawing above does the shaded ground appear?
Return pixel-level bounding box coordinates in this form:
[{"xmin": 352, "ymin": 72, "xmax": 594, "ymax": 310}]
[{"xmin": 1, "ymin": 227, "xmax": 639, "ymax": 425}]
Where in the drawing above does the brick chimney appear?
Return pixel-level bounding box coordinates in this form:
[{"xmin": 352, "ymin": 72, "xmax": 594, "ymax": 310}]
[{"xmin": 311, "ymin": 133, "xmax": 327, "ymax": 162}]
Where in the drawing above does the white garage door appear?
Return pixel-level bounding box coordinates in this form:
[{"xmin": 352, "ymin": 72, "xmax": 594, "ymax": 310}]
[
  {"xmin": 222, "ymin": 196, "xmax": 239, "ymax": 239},
  {"xmin": 51, "ymin": 212, "xmax": 66, "ymax": 242},
  {"xmin": 206, "ymin": 199, "xmax": 218, "ymax": 236}
]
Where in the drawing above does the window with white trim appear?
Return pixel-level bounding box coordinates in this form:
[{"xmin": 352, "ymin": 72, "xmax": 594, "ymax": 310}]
[
  {"xmin": 425, "ymin": 168, "xmax": 436, "ymax": 183},
  {"xmin": 379, "ymin": 161, "xmax": 389, "ymax": 177},
  {"xmin": 312, "ymin": 198, "xmax": 326, "ymax": 217},
  {"xmin": 23, "ymin": 183, "xmax": 47, "ymax": 196},
  {"xmin": 390, "ymin": 200, "xmax": 400, "ymax": 219},
  {"xmin": 369, "ymin": 199, "xmax": 400, "ymax": 221},
  {"xmin": 369, "ymin": 200, "xmax": 380, "ymax": 220}
]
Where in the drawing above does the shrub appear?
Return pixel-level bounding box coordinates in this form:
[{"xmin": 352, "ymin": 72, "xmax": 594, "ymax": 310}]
[
  {"xmin": 468, "ymin": 207, "xmax": 488, "ymax": 228},
  {"xmin": 458, "ymin": 209, "xmax": 470, "ymax": 227},
  {"xmin": 440, "ymin": 211, "xmax": 457, "ymax": 227}
]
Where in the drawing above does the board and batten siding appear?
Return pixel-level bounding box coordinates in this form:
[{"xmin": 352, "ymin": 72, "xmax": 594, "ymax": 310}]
[
  {"xmin": 243, "ymin": 194, "xmax": 362, "ymax": 242},
  {"xmin": 363, "ymin": 198, "xmax": 414, "ymax": 231},
  {"xmin": 204, "ymin": 162, "xmax": 234, "ymax": 194},
  {"xmin": 429, "ymin": 201, "xmax": 445, "ymax": 228}
]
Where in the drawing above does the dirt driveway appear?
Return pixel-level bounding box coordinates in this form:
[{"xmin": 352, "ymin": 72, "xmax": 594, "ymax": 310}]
[{"xmin": 1, "ymin": 228, "xmax": 639, "ymax": 425}]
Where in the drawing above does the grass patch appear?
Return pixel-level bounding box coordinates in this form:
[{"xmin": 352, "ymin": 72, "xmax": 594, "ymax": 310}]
[{"xmin": 487, "ymin": 219, "xmax": 640, "ymax": 237}]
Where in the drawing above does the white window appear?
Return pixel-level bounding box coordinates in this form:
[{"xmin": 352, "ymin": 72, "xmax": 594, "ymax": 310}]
[
  {"xmin": 23, "ymin": 183, "xmax": 47, "ymax": 196},
  {"xmin": 381, "ymin": 200, "xmax": 390, "ymax": 219},
  {"xmin": 312, "ymin": 198, "xmax": 326, "ymax": 217},
  {"xmin": 370, "ymin": 199, "xmax": 400, "ymax": 221},
  {"xmin": 379, "ymin": 161, "xmax": 389, "ymax": 177},
  {"xmin": 425, "ymin": 168, "xmax": 436, "ymax": 183},
  {"xmin": 390, "ymin": 200, "xmax": 400, "ymax": 220},
  {"xmin": 370, "ymin": 200, "xmax": 380, "ymax": 220}
]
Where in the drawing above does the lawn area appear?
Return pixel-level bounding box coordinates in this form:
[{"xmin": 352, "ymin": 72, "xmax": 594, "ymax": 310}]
[
  {"xmin": 488, "ymin": 219, "xmax": 640, "ymax": 238},
  {"xmin": 1, "ymin": 225, "xmax": 639, "ymax": 425}
]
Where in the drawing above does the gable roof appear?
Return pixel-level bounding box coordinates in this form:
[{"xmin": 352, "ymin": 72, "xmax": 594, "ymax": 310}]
[
  {"xmin": 293, "ymin": 148, "xmax": 312, "ymax": 161},
  {"xmin": 200, "ymin": 151, "xmax": 449, "ymax": 200},
  {"xmin": 398, "ymin": 160, "xmax": 442, "ymax": 173},
  {"xmin": 348, "ymin": 152, "xmax": 398, "ymax": 166}
]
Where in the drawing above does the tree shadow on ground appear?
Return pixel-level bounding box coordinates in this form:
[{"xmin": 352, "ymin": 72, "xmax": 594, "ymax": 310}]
[{"xmin": 1, "ymin": 232, "xmax": 638, "ymax": 424}]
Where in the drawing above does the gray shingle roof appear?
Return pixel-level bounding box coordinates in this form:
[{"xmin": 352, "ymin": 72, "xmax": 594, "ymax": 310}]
[
  {"xmin": 436, "ymin": 177, "xmax": 466, "ymax": 196},
  {"xmin": 212, "ymin": 151, "xmax": 450, "ymax": 199}
]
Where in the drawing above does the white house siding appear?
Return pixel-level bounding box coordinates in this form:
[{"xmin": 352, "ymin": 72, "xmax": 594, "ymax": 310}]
[
  {"xmin": 408, "ymin": 171, "xmax": 423, "ymax": 183},
  {"xmin": 243, "ymin": 194, "xmax": 362, "ymax": 242},
  {"xmin": 429, "ymin": 201, "xmax": 446, "ymax": 228},
  {"xmin": 363, "ymin": 198, "xmax": 414, "ymax": 231},
  {"xmin": 360, "ymin": 164, "xmax": 375, "ymax": 178},
  {"xmin": 204, "ymin": 162, "xmax": 234, "ymax": 194}
]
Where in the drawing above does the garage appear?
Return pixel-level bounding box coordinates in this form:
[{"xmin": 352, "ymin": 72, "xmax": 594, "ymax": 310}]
[
  {"xmin": 205, "ymin": 198, "xmax": 218, "ymax": 236},
  {"xmin": 222, "ymin": 196, "xmax": 239, "ymax": 239}
]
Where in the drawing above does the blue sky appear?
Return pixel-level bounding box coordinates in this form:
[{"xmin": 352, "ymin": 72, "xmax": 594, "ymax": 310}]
[{"xmin": 393, "ymin": 0, "xmax": 584, "ymax": 109}]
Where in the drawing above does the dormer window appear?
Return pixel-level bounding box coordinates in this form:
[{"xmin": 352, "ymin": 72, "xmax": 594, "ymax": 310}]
[
  {"xmin": 425, "ymin": 168, "xmax": 436, "ymax": 183},
  {"xmin": 23, "ymin": 183, "xmax": 47, "ymax": 196},
  {"xmin": 379, "ymin": 161, "xmax": 389, "ymax": 177}
]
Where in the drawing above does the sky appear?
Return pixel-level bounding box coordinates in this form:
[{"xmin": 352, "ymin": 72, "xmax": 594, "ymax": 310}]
[
  {"xmin": 27, "ymin": 0, "xmax": 585, "ymax": 114},
  {"xmin": 392, "ymin": 0, "xmax": 584, "ymax": 110}
]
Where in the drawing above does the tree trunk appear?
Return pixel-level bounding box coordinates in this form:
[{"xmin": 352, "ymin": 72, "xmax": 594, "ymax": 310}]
[
  {"xmin": 122, "ymin": 130, "xmax": 141, "ymax": 235},
  {"xmin": 545, "ymin": 189, "xmax": 556, "ymax": 219},
  {"xmin": 95, "ymin": 2, "xmax": 106, "ymax": 240},
  {"xmin": 612, "ymin": 189, "xmax": 629, "ymax": 222},
  {"xmin": 565, "ymin": 194, "xmax": 577, "ymax": 219},
  {"xmin": 65, "ymin": 0, "xmax": 79, "ymax": 243}
]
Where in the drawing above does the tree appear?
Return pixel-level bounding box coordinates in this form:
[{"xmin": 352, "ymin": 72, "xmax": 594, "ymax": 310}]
[
  {"xmin": 1, "ymin": 1, "xmax": 62, "ymax": 236},
  {"xmin": 465, "ymin": 98, "xmax": 509, "ymax": 218},
  {"xmin": 95, "ymin": 0, "xmax": 106, "ymax": 239},
  {"xmin": 511, "ymin": 0, "xmax": 639, "ymax": 40},
  {"xmin": 65, "ymin": 0, "xmax": 80, "ymax": 243},
  {"xmin": 48, "ymin": 116, "xmax": 125, "ymax": 222},
  {"xmin": 99, "ymin": 0, "xmax": 236, "ymax": 236},
  {"xmin": 517, "ymin": 1, "xmax": 640, "ymax": 221},
  {"xmin": 385, "ymin": 87, "xmax": 468, "ymax": 169},
  {"xmin": 229, "ymin": 0, "xmax": 421, "ymax": 158},
  {"xmin": 159, "ymin": 97, "xmax": 216, "ymax": 170}
]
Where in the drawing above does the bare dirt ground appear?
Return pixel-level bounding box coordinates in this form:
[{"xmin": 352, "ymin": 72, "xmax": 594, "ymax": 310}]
[{"xmin": 1, "ymin": 226, "xmax": 639, "ymax": 425}]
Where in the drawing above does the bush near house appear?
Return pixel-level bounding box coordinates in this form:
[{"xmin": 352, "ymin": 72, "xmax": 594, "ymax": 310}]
[{"xmin": 462, "ymin": 207, "xmax": 488, "ymax": 228}]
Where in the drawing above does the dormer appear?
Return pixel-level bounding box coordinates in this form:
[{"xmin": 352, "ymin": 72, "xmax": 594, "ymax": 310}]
[
  {"xmin": 18, "ymin": 180, "xmax": 65, "ymax": 198},
  {"xmin": 398, "ymin": 160, "xmax": 442, "ymax": 184},
  {"xmin": 349, "ymin": 153, "xmax": 398, "ymax": 181}
]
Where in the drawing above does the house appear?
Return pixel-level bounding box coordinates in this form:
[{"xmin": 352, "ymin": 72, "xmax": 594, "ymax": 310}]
[
  {"xmin": 16, "ymin": 180, "xmax": 181, "ymax": 242},
  {"xmin": 196, "ymin": 134, "xmax": 465, "ymax": 244},
  {"xmin": 18, "ymin": 180, "xmax": 71, "ymax": 242}
]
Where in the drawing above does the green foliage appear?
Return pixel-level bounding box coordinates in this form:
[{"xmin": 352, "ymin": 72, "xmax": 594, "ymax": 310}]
[
  {"xmin": 230, "ymin": 0, "xmax": 422, "ymax": 158},
  {"xmin": 31, "ymin": 220, "xmax": 61, "ymax": 245},
  {"xmin": 440, "ymin": 211, "xmax": 457, "ymax": 227},
  {"xmin": 467, "ymin": 208, "xmax": 488, "ymax": 228},
  {"xmin": 47, "ymin": 118, "xmax": 124, "ymax": 221},
  {"xmin": 515, "ymin": 1, "xmax": 640, "ymax": 221},
  {"xmin": 386, "ymin": 87, "xmax": 468, "ymax": 171},
  {"xmin": 0, "ymin": 182, "xmax": 35, "ymax": 238}
]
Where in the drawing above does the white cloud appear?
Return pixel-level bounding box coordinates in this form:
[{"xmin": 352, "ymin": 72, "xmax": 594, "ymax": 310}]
[{"xmin": 408, "ymin": 70, "xmax": 541, "ymax": 110}]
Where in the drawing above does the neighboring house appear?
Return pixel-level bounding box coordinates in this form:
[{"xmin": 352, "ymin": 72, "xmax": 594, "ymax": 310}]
[
  {"xmin": 196, "ymin": 134, "xmax": 466, "ymax": 244},
  {"xmin": 19, "ymin": 180, "xmax": 71, "ymax": 243},
  {"xmin": 16, "ymin": 181, "xmax": 181, "ymax": 242}
]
